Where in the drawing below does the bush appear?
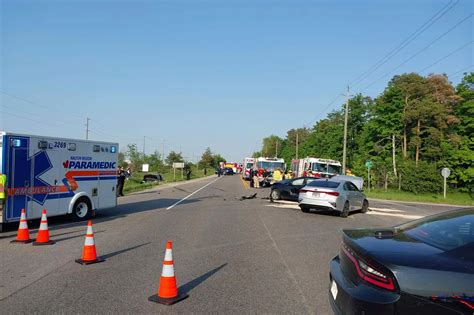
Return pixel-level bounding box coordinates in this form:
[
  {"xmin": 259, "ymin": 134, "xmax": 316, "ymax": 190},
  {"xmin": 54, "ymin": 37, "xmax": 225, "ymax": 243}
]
[{"xmin": 400, "ymin": 161, "xmax": 443, "ymax": 194}]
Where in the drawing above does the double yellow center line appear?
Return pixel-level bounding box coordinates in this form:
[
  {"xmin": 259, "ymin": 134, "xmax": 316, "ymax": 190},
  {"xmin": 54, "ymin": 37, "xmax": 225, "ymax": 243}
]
[{"xmin": 240, "ymin": 175, "xmax": 250, "ymax": 190}]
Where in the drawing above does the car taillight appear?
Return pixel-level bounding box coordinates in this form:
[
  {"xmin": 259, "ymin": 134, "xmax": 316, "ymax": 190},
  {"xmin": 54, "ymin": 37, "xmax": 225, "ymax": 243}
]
[
  {"xmin": 298, "ymin": 189, "xmax": 339, "ymax": 196},
  {"xmin": 342, "ymin": 243, "xmax": 395, "ymax": 291}
]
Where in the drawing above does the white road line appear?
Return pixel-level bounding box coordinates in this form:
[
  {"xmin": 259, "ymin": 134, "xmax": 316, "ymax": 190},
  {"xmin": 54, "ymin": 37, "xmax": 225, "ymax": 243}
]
[
  {"xmin": 166, "ymin": 177, "xmax": 220, "ymax": 210},
  {"xmin": 266, "ymin": 204, "xmax": 300, "ymax": 210},
  {"xmin": 368, "ymin": 211, "xmax": 422, "ymax": 220},
  {"xmin": 369, "ymin": 207, "xmax": 405, "ymax": 213}
]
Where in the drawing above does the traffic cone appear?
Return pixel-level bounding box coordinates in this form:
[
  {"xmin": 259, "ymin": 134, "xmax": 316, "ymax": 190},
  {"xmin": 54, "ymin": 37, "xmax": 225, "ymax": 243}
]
[
  {"xmin": 33, "ymin": 209, "xmax": 55, "ymax": 246},
  {"xmin": 11, "ymin": 209, "xmax": 33, "ymax": 243},
  {"xmin": 148, "ymin": 240, "xmax": 188, "ymax": 305},
  {"xmin": 75, "ymin": 220, "xmax": 105, "ymax": 265}
]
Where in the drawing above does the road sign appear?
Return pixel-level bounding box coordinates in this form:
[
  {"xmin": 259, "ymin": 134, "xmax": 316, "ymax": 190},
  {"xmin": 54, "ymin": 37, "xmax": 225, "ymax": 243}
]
[
  {"xmin": 441, "ymin": 167, "xmax": 450, "ymax": 199},
  {"xmin": 172, "ymin": 162, "xmax": 185, "ymax": 169},
  {"xmin": 441, "ymin": 167, "xmax": 450, "ymax": 178},
  {"xmin": 365, "ymin": 160, "xmax": 373, "ymax": 169}
]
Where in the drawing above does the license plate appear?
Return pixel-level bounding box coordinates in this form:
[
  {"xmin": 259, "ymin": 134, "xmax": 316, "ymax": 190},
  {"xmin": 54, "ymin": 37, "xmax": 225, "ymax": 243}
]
[
  {"xmin": 306, "ymin": 191, "xmax": 312, "ymax": 197},
  {"xmin": 331, "ymin": 280, "xmax": 338, "ymax": 300}
]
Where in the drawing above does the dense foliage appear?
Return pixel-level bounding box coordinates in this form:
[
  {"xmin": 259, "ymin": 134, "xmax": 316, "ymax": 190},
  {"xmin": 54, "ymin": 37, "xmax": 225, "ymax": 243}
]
[{"xmin": 255, "ymin": 72, "xmax": 473, "ymax": 194}]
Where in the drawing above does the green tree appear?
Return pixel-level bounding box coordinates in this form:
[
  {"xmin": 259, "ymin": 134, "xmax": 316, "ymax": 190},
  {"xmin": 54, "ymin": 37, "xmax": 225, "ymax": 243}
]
[
  {"xmin": 199, "ymin": 147, "xmax": 215, "ymax": 168},
  {"xmin": 165, "ymin": 151, "xmax": 184, "ymax": 166}
]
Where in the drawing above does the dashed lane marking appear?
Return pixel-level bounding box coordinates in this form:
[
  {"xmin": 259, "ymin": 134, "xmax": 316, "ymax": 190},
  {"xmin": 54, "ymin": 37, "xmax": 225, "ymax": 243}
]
[{"xmin": 369, "ymin": 207, "xmax": 405, "ymax": 213}]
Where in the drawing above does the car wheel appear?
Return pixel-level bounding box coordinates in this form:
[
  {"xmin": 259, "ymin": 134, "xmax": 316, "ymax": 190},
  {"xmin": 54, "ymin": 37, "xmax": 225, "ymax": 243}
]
[
  {"xmin": 270, "ymin": 190, "xmax": 281, "ymax": 200},
  {"xmin": 72, "ymin": 197, "xmax": 92, "ymax": 220},
  {"xmin": 340, "ymin": 201, "xmax": 349, "ymax": 218},
  {"xmin": 300, "ymin": 206, "xmax": 310, "ymax": 213},
  {"xmin": 361, "ymin": 199, "xmax": 369, "ymax": 213}
]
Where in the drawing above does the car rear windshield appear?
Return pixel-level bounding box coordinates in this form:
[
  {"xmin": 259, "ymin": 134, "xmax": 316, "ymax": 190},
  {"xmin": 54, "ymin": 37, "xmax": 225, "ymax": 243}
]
[
  {"xmin": 399, "ymin": 211, "xmax": 474, "ymax": 251},
  {"xmin": 307, "ymin": 180, "xmax": 340, "ymax": 188}
]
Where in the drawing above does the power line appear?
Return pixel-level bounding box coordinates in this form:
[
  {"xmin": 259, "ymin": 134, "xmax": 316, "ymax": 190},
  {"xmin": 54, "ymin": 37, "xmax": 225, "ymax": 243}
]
[
  {"xmin": 350, "ymin": 0, "xmax": 459, "ymax": 88},
  {"xmin": 419, "ymin": 41, "xmax": 474, "ymax": 74},
  {"xmin": 448, "ymin": 65, "xmax": 474, "ymax": 77},
  {"xmin": 360, "ymin": 13, "xmax": 473, "ymax": 93},
  {"xmin": 0, "ymin": 90, "xmax": 85, "ymax": 120}
]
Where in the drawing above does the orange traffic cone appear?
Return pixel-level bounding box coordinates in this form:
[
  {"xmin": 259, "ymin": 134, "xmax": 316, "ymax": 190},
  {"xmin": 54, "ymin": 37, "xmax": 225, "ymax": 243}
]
[
  {"xmin": 75, "ymin": 220, "xmax": 105, "ymax": 265},
  {"xmin": 11, "ymin": 209, "xmax": 33, "ymax": 243},
  {"xmin": 148, "ymin": 240, "xmax": 188, "ymax": 305},
  {"xmin": 33, "ymin": 209, "xmax": 55, "ymax": 246}
]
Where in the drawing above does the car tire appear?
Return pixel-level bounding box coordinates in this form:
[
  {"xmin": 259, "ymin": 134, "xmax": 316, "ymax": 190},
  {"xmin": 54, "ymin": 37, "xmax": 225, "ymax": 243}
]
[
  {"xmin": 270, "ymin": 190, "xmax": 281, "ymax": 200},
  {"xmin": 361, "ymin": 199, "xmax": 369, "ymax": 213},
  {"xmin": 300, "ymin": 206, "xmax": 310, "ymax": 213},
  {"xmin": 340, "ymin": 201, "xmax": 349, "ymax": 218},
  {"xmin": 72, "ymin": 197, "xmax": 92, "ymax": 220}
]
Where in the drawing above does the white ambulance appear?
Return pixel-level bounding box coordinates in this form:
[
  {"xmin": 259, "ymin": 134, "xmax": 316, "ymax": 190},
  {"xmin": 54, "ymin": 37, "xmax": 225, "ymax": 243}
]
[{"xmin": 0, "ymin": 132, "xmax": 118, "ymax": 230}]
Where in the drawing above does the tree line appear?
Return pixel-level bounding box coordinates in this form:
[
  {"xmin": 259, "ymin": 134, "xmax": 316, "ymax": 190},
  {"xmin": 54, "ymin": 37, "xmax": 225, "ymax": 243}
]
[
  {"xmin": 253, "ymin": 72, "xmax": 473, "ymax": 194},
  {"xmin": 119, "ymin": 144, "xmax": 226, "ymax": 173}
]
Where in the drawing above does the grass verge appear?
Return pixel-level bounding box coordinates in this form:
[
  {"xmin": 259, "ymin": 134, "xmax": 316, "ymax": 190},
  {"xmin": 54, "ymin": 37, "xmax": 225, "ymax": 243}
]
[
  {"xmin": 123, "ymin": 168, "xmax": 214, "ymax": 194},
  {"xmin": 366, "ymin": 189, "xmax": 473, "ymax": 206}
]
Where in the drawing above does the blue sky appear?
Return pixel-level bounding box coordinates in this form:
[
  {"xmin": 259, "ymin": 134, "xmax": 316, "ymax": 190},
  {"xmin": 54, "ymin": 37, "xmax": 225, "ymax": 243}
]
[{"xmin": 1, "ymin": 0, "xmax": 472, "ymax": 162}]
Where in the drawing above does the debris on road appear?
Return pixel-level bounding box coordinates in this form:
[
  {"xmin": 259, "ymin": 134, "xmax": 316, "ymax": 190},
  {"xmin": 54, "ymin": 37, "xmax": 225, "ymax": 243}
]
[{"xmin": 239, "ymin": 193, "xmax": 257, "ymax": 201}]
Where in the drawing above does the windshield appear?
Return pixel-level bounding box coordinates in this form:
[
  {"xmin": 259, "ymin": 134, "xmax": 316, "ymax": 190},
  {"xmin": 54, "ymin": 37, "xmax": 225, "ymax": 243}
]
[
  {"xmin": 245, "ymin": 163, "xmax": 253, "ymax": 169},
  {"xmin": 258, "ymin": 161, "xmax": 285, "ymax": 170},
  {"xmin": 312, "ymin": 163, "xmax": 341, "ymax": 174},
  {"xmin": 399, "ymin": 211, "xmax": 474, "ymax": 251}
]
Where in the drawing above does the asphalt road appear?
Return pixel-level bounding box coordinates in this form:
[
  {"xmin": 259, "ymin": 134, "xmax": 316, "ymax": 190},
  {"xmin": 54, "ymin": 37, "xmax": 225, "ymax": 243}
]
[{"xmin": 0, "ymin": 175, "xmax": 462, "ymax": 314}]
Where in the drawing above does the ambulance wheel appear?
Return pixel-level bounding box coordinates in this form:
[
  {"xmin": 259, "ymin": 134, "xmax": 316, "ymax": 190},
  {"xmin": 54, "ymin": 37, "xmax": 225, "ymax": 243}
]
[{"xmin": 72, "ymin": 197, "xmax": 92, "ymax": 220}]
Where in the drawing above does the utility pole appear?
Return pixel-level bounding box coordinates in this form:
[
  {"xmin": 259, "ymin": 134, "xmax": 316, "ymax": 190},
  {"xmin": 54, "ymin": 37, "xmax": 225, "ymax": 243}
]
[
  {"xmin": 342, "ymin": 86, "xmax": 352, "ymax": 175},
  {"xmin": 162, "ymin": 140, "xmax": 165, "ymax": 162},
  {"xmin": 296, "ymin": 132, "xmax": 299, "ymax": 159},
  {"xmin": 143, "ymin": 136, "xmax": 146, "ymax": 156},
  {"xmin": 85, "ymin": 117, "xmax": 90, "ymax": 140}
]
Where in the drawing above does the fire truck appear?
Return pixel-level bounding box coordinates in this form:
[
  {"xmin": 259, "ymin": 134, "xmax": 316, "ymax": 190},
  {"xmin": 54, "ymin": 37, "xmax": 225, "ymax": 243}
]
[
  {"xmin": 291, "ymin": 157, "xmax": 341, "ymax": 178},
  {"xmin": 0, "ymin": 132, "xmax": 118, "ymax": 231},
  {"xmin": 255, "ymin": 157, "xmax": 285, "ymax": 174}
]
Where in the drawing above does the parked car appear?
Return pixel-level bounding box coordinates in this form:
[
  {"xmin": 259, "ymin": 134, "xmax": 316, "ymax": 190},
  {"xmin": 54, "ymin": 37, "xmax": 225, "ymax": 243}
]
[
  {"xmin": 270, "ymin": 177, "xmax": 317, "ymax": 201},
  {"xmin": 329, "ymin": 208, "xmax": 474, "ymax": 315},
  {"xmin": 223, "ymin": 167, "xmax": 234, "ymax": 175},
  {"xmin": 142, "ymin": 174, "xmax": 163, "ymax": 183},
  {"xmin": 298, "ymin": 178, "xmax": 368, "ymax": 217}
]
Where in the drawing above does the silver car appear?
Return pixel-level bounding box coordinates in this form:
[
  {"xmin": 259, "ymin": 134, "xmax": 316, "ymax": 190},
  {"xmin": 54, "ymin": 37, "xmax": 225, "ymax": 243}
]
[{"xmin": 298, "ymin": 179, "xmax": 368, "ymax": 217}]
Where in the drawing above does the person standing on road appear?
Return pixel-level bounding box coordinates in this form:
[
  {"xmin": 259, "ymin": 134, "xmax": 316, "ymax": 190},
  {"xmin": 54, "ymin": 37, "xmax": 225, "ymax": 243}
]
[
  {"xmin": 117, "ymin": 166, "xmax": 126, "ymax": 197},
  {"xmin": 249, "ymin": 168, "xmax": 255, "ymax": 188},
  {"xmin": 0, "ymin": 172, "xmax": 6, "ymax": 212},
  {"xmin": 273, "ymin": 168, "xmax": 282, "ymax": 182},
  {"xmin": 253, "ymin": 170, "xmax": 260, "ymax": 188}
]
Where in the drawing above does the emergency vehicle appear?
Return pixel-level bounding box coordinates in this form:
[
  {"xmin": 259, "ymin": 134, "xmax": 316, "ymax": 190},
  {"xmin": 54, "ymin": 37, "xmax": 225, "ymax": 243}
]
[
  {"xmin": 242, "ymin": 157, "xmax": 254, "ymax": 180},
  {"xmin": 0, "ymin": 132, "xmax": 118, "ymax": 230},
  {"xmin": 255, "ymin": 157, "xmax": 285, "ymax": 173},
  {"xmin": 291, "ymin": 157, "xmax": 341, "ymax": 178}
]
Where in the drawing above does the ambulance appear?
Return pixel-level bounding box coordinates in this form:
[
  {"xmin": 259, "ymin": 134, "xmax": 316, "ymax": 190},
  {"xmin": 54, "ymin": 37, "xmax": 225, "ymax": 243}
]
[
  {"xmin": 0, "ymin": 132, "xmax": 118, "ymax": 230},
  {"xmin": 242, "ymin": 157, "xmax": 254, "ymax": 180}
]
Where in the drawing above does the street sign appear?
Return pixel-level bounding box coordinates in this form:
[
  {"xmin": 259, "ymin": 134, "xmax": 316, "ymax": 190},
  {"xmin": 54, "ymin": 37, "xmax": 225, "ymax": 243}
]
[
  {"xmin": 142, "ymin": 164, "xmax": 149, "ymax": 172},
  {"xmin": 441, "ymin": 167, "xmax": 450, "ymax": 178},
  {"xmin": 365, "ymin": 160, "xmax": 373, "ymax": 169},
  {"xmin": 172, "ymin": 162, "xmax": 185, "ymax": 169}
]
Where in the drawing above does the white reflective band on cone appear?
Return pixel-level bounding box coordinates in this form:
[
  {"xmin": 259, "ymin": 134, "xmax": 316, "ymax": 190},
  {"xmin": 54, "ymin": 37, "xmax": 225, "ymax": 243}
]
[
  {"xmin": 161, "ymin": 264, "xmax": 175, "ymax": 277},
  {"xmin": 84, "ymin": 236, "xmax": 95, "ymax": 246},
  {"xmin": 164, "ymin": 249, "xmax": 173, "ymax": 261},
  {"xmin": 19, "ymin": 221, "xmax": 28, "ymax": 229},
  {"xmin": 87, "ymin": 225, "xmax": 93, "ymax": 235},
  {"xmin": 39, "ymin": 222, "xmax": 48, "ymax": 230}
]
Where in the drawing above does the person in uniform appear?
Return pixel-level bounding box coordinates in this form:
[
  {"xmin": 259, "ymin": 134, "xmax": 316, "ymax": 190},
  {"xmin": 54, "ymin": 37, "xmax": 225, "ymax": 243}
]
[{"xmin": 0, "ymin": 172, "xmax": 6, "ymax": 212}]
